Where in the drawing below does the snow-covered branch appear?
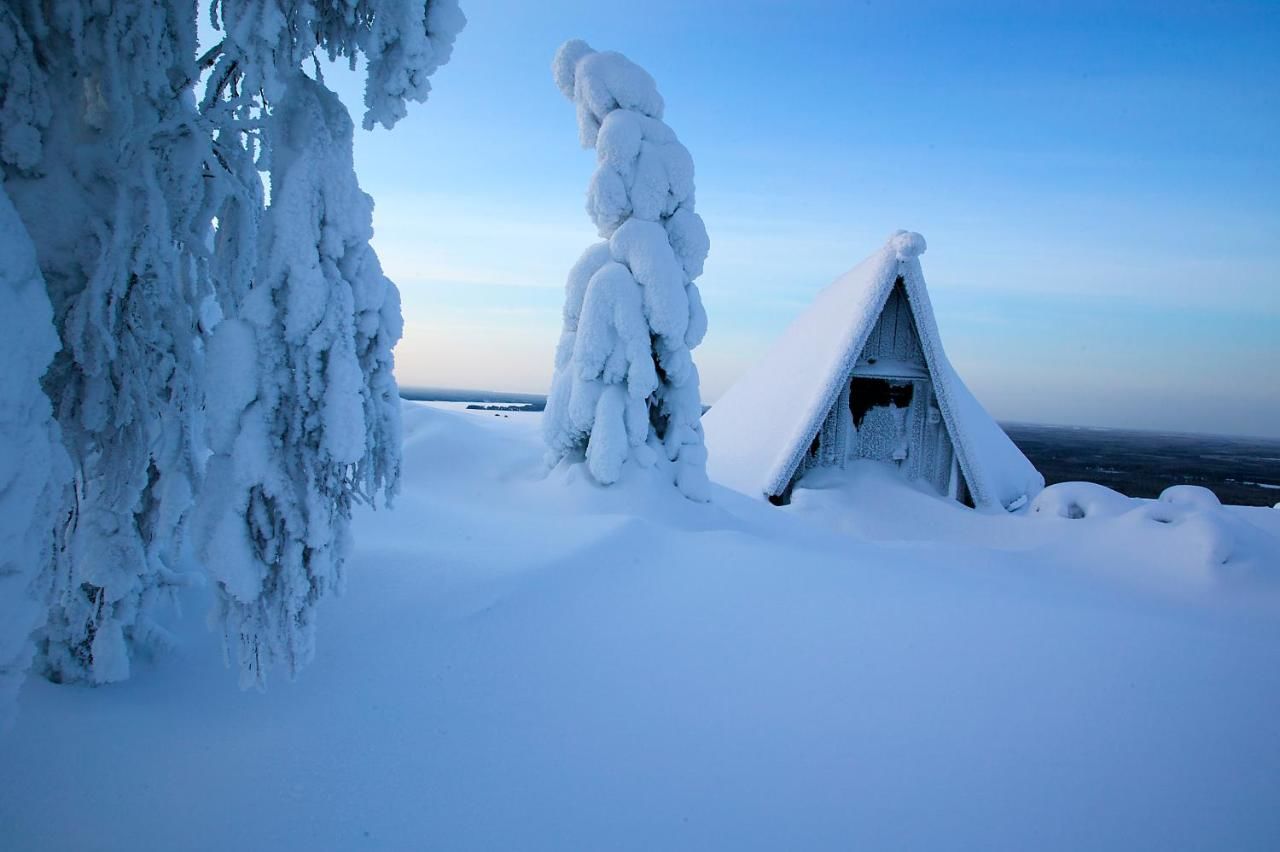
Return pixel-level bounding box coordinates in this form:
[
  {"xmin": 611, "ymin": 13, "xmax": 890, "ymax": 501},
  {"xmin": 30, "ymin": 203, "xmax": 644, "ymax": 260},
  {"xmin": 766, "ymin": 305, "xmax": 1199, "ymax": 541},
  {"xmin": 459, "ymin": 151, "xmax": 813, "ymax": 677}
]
[{"xmin": 196, "ymin": 0, "xmax": 464, "ymax": 688}]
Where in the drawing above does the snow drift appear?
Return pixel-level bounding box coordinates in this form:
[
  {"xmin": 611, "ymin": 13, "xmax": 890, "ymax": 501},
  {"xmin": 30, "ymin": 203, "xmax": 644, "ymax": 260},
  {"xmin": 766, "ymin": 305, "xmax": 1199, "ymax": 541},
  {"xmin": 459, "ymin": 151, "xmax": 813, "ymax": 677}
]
[{"xmin": 1, "ymin": 402, "xmax": 1277, "ymax": 850}]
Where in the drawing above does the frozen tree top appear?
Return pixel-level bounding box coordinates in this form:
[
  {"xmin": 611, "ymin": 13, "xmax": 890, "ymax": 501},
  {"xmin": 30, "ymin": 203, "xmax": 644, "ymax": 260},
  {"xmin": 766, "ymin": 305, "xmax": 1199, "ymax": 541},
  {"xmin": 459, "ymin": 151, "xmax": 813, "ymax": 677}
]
[
  {"xmin": 553, "ymin": 39, "xmax": 665, "ymax": 148},
  {"xmin": 702, "ymin": 231, "xmax": 1043, "ymax": 511}
]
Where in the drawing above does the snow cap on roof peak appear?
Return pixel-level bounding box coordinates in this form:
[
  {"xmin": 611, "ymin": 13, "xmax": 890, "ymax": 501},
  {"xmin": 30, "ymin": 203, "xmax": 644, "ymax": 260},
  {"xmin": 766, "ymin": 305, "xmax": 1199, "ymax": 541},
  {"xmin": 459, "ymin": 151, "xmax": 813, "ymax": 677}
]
[
  {"xmin": 552, "ymin": 39, "xmax": 596, "ymax": 99},
  {"xmin": 888, "ymin": 229, "xmax": 927, "ymax": 260}
]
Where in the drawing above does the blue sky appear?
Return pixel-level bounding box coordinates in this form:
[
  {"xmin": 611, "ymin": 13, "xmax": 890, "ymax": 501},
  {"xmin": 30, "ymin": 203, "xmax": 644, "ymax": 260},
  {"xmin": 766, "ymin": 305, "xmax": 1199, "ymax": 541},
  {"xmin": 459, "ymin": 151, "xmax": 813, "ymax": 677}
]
[{"xmin": 324, "ymin": 0, "xmax": 1279, "ymax": 437}]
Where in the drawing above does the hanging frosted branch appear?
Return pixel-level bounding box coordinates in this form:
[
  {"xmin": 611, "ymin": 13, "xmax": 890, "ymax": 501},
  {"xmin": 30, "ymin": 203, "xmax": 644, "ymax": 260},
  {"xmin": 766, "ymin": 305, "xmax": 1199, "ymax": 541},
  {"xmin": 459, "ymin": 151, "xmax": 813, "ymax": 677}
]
[{"xmin": 197, "ymin": 0, "xmax": 464, "ymax": 687}]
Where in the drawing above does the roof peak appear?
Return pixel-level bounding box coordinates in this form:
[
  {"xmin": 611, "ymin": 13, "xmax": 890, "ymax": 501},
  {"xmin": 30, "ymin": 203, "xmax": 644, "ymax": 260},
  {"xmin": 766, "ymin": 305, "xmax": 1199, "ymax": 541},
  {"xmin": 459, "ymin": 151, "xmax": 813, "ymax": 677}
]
[{"xmin": 887, "ymin": 230, "xmax": 927, "ymax": 260}]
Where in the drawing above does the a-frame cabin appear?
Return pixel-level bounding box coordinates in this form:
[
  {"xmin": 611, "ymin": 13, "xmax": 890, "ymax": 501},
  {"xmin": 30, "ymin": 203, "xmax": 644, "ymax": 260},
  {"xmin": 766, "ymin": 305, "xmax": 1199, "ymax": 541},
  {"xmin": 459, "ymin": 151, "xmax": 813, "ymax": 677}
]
[{"xmin": 702, "ymin": 231, "xmax": 1043, "ymax": 511}]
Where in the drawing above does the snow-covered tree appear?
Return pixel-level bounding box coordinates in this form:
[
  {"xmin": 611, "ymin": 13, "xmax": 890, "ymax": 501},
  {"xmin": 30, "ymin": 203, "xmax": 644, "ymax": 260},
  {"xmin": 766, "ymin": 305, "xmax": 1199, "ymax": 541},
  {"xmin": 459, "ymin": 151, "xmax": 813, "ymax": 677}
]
[
  {"xmin": 543, "ymin": 40, "xmax": 712, "ymax": 501},
  {"xmin": 1, "ymin": 1, "xmax": 211, "ymax": 684},
  {"xmin": 197, "ymin": 0, "xmax": 463, "ymax": 687},
  {"xmin": 0, "ymin": 185, "xmax": 70, "ymax": 727},
  {"xmin": 0, "ymin": 0, "xmax": 462, "ymax": 700}
]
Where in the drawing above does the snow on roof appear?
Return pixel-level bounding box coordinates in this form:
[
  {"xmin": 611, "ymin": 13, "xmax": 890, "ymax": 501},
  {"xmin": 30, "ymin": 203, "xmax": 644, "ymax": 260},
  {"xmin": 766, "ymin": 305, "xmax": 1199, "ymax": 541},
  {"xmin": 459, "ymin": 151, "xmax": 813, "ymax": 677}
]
[{"xmin": 703, "ymin": 231, "xmax": 1044, "ymax": 511}]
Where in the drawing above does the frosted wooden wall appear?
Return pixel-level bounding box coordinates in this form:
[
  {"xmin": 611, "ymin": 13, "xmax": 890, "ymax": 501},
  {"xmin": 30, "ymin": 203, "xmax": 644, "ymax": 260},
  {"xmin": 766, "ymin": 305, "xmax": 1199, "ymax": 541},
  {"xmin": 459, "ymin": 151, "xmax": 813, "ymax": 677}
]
[{"xmin": 797, "ymin": 281, "xmax": 966, "ymax": 501}]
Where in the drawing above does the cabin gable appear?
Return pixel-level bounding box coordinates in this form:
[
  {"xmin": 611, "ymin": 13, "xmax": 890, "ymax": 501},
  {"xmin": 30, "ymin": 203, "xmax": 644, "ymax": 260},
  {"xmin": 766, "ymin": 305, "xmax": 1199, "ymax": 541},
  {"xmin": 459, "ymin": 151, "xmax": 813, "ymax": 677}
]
[
  {"xmin": 701, "ymin": 232, "xmax": 1042, "ymax": 512},
  {"xmin": 785, "ymin": 278, "xmax": 972, "ymax": 504}
]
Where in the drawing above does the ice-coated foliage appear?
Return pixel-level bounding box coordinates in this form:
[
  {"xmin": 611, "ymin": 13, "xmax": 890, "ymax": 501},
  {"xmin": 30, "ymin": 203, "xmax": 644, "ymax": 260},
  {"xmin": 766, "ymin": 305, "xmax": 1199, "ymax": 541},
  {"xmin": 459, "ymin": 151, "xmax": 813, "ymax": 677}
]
[
  {"xmin": 0, "ymin": 0, "xmax": 461, "ymax": 704},
  {"xmin": 198, "ymin": 0, "xmax": 459, "ymax": 687},
  {"xmin": 0, "ymin": 8, "xmax": 48, "ymax": 172},
  {"xmin": 206, "ymin": 0, "xmax": 465, "ymax": 131},
  {"xmin": 2, "ymin": 0, "xmax": 211, "ymax": 684},
  {"xmin": 544, "ymin": 40, "xmax": 711, "ymax": 501},
  {"xmin": 0, "ymin": 186, "xmax": 69, "ymax": 727},
  {"xmin": 198, "ymin": 74, "xmax": 404, "ymax": 687}
]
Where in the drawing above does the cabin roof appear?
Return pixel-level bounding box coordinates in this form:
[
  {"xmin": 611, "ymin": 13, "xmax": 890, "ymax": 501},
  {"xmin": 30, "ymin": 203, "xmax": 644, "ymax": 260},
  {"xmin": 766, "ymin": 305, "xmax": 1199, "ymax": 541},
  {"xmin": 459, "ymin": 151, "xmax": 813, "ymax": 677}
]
[{"xmin": 701, "ymin": 231, "xmax": 1043, "ymax": 511}]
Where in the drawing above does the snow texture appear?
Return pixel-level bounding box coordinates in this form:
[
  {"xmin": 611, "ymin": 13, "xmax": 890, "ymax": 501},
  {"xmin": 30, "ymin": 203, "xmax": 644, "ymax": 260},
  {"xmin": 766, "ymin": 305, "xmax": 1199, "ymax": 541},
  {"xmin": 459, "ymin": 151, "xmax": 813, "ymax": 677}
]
[
  {"xmin": 360, "ymin": 0, "xmax": 466, "ymax": 130},
  {"xmin": 3, "ymin": 0, "xmax": 211, "ymax": 684},
  {"xmin": 702, "ymin": 231, "xmax": 1043, "ymax": 511},
  {"xmin": 0, "ymin": 8, "xmax": 48, "ymax": 172},
  {"xmin": 3, "ymin": 402, "xmax": 1278, "ymax": 850},
  {"xmin": 206, "ymin": 0, "xmax": 465, "ymax": 131},
  {"xmin": 543, "ymin": 40, "xmax": 711, "ymax": 501},
  {"xmin": 1030, "ymin": 481, "xmax": 1278, "ymax": 588},
  {"xmin": 856, "ymin": 405, "xmax": 907, "ymax": 462},
  {"xmin": 0, "ymin": 186, "xmax": 68, "ymax": 727},
  {"xmin": 1032, "ymin": 481, "xmax": 1134, "ymax": 520},
  {"xmin": 1158, "ymin": 484, "xmax": 1222, "ymax": 510}
]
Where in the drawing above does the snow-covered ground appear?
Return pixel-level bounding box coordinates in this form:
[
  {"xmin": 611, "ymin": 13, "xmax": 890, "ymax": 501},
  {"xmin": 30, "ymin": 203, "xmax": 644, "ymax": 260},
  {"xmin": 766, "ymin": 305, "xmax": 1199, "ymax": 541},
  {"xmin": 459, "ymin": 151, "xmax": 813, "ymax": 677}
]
[{"xmin": 2, "ymin": 402, "xmax": 1279, "ymax": 850}]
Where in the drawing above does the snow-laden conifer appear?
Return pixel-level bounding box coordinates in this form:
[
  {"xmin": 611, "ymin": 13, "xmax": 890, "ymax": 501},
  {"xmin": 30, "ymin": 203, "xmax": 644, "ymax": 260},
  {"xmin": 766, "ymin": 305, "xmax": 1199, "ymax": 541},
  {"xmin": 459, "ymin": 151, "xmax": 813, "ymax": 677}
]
[
  {"xmin": 544, "ymin": 40, "xmax": 712, "ymax": 500},
  {"xmin": 1, "ymin": 1, "xmax": 211, "ymax": 683},
  {"xmin": 0, "ymin": 186, "xmax": 70, "ymax": 726},
  {"xmin": 198, "ymin": 0, "xmax": 462, "ymax": 686}
]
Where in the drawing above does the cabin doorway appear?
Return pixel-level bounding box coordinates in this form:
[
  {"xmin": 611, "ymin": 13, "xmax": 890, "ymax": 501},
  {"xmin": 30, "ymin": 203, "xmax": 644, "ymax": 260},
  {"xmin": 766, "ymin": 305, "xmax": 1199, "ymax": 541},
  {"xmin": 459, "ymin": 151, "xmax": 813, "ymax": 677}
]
[
  {"xmin": 845, "ymin": 373, "xmax": 965, "ymax": 502},
  {"xmin": 849, "ymin": 377, "xmax": 914, "ymax": 464}
]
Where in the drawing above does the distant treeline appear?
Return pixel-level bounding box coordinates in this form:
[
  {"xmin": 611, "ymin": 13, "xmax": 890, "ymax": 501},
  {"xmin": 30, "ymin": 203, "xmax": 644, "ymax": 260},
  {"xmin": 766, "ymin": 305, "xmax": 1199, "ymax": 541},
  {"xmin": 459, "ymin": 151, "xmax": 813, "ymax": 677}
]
[
  {"xmin": 399, "ymin": 389, "xmax": 1280, "ymax": 507},
  {"xmin": 1004, "ymin": 423, "xmax": 1280, "ymax": 508},
  {"xmin": 400, "ymin": 386, "xmax": 548, "ymax": 409}
]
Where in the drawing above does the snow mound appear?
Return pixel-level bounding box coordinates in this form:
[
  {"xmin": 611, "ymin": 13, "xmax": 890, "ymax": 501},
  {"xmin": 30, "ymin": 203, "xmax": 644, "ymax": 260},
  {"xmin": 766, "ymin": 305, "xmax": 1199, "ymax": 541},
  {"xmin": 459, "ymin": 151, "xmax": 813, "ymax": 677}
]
[
  {"xmin": 1120, "ymin": 500, "xmax": 1278, "ymax": 588},
  {"xmin": 1031, "ymin": 481, "xmax": 1279, "ymax": 591},
  {"xmin": 1032, "ymin": 481, "xmax": 1133, "ymax": 519},
  {"xmin": 1159, "ymin": 484, "xmax": 1222, "ymax": 510}
]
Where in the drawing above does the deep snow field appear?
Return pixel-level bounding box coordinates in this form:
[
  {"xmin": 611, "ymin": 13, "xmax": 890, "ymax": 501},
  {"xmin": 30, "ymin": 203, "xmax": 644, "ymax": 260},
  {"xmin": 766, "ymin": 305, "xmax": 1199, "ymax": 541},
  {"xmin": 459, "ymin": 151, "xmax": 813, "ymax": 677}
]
[{"xmin": 3, "ymin": 401, "xmax": 1279, "ymax": 851}]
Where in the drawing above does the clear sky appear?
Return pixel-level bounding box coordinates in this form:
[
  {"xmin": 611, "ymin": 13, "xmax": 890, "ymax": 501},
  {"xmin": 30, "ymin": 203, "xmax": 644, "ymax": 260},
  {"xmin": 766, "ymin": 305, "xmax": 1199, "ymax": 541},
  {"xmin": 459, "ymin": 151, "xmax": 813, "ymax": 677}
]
[{"xmin": 324, "ymin": 0, "xmax": 1280, "ymax": 437}]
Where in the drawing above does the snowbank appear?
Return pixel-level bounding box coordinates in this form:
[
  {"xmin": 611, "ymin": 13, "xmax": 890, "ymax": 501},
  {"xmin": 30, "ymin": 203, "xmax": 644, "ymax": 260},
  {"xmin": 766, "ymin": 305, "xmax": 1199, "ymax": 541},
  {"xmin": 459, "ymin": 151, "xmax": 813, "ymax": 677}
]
[
  {"xmin": 1, "ymin": 404, "xmax": 1277, "ymax": 850},
  {"xmin": 1027, "ymin": 481, "xmax": 1279, "ymax": 590},
  {"xmin": 1032, "ymin": 481, "xmax": 1135, "ymax": 520}
]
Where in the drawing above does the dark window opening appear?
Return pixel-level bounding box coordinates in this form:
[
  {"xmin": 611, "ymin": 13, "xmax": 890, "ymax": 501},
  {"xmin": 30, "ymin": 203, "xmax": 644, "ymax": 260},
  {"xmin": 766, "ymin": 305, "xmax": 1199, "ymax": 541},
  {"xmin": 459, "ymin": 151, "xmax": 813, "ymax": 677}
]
[{"xmin": 849, "ymin": 378, "xmax": 914, "ymax": 428}]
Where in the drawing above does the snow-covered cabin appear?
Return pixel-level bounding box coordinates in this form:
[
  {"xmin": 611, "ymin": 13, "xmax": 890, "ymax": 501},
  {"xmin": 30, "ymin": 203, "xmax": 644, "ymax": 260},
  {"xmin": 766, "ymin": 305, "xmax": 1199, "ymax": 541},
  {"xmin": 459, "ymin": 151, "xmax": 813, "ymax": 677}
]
[{"xmin": 703, "ymin": 231, "xmax": 1043, "ymax": 511}]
